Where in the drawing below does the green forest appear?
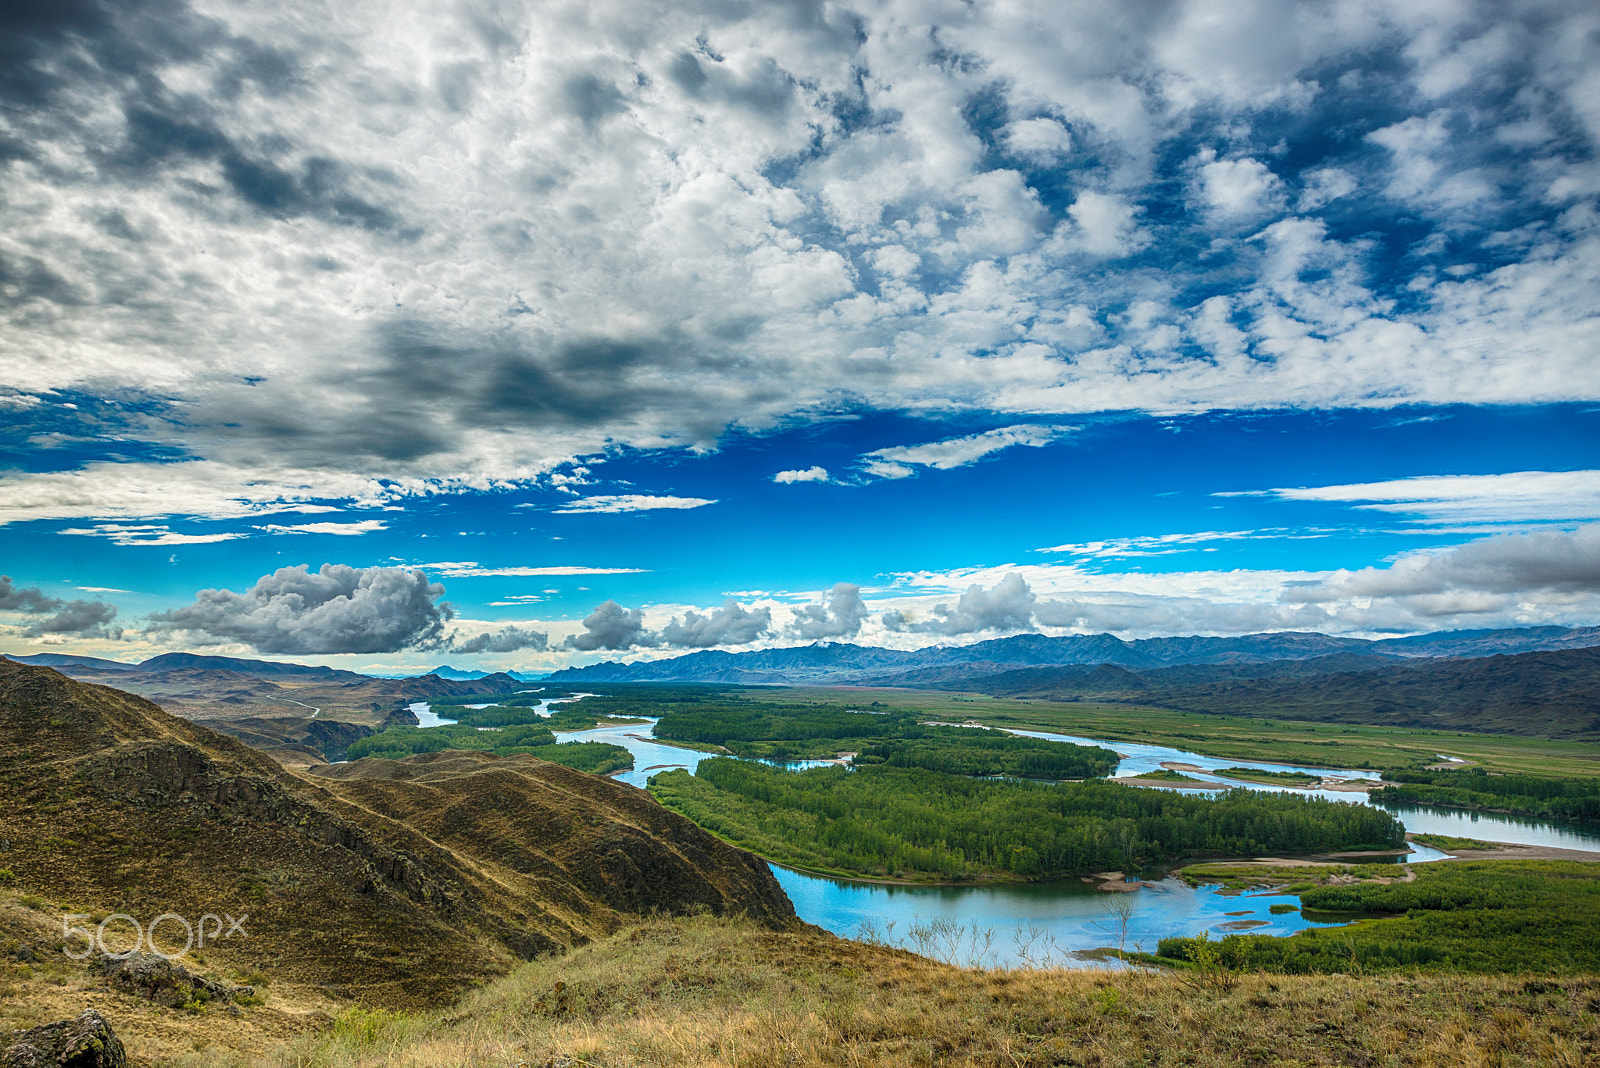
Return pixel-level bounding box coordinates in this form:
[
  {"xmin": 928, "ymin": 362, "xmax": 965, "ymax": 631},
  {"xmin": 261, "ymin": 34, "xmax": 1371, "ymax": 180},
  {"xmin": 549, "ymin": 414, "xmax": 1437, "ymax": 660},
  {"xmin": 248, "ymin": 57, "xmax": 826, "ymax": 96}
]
[
  {"xmin": 1375, "ymin": 766, "xmax": 1600, "ymax": 823},
  {"xmin": 1158, "ymin": 861, "xmax": 1600, "ymax": 973},
  {"xmin": 652, "ymin": 697, "xmax": 1120, "ymax": 775},
  {"xmin": 648, "ymin": 759, "xmax": 1405, "ymax": 881},
  {"xmin": 346, "ymin": 723, "xmax": 633, "ymax": 775}
]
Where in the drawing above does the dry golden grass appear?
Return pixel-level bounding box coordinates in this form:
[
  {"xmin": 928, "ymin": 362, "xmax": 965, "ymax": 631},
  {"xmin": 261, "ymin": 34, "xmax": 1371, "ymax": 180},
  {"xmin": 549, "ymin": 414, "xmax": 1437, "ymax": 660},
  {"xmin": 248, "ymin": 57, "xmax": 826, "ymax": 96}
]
[{"xmin": 274, "ymin": 914, "xmax": 1600, "ymax": 1068}]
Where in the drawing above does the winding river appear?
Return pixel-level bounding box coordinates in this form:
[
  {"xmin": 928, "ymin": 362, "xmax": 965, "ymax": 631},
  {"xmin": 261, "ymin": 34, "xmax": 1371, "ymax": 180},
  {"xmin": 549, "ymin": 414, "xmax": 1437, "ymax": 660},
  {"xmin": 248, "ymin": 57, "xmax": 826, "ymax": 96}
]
[{"xmin": 413, "ymin": 700, "xmax": 1600, "ymax": 966}]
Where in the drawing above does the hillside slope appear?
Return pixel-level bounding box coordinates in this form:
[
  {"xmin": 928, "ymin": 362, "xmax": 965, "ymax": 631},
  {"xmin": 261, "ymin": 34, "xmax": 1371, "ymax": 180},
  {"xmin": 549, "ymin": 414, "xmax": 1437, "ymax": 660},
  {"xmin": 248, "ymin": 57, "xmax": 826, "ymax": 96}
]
[
  {"xmin": 966, "ymin": 645, "xmax": 1600, "ymax": 739},
  {"xmin": 0, "ymin": 662, "xmax": 793, "ymax": 1007}
]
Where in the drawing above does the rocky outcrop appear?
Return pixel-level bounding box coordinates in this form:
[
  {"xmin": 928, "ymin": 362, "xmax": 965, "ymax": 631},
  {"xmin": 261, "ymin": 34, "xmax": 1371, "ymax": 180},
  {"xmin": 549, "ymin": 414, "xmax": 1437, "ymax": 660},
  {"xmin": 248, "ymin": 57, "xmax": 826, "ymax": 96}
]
[
  {"xmin": 0, "ymin": 1010, "xmax": 126, "ymax": 1068},
  {"xmin": 86, "ymin": 953, "xmax": 252, "ymax": 1008}
]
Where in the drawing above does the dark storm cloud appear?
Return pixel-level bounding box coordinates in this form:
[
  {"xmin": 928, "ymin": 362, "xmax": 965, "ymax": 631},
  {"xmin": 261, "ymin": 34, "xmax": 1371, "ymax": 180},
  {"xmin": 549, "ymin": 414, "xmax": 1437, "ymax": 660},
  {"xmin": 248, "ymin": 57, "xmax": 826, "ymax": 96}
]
[
  {"xmin": 453, "ymin": 624, "xmax": 549, "ymax": 654},
  {"xmin": 1287, "ymin": 525, "xmax": 1600, "ymax": 608},
  {"xmin": 112, "ymin": 106, "xmax": 404, "ymax": 232},
  {"xmin": 0, "ymin": 0, "xmax": 402, "ymax": 233},
  {"xmin": 562, "ymin": 73, "xmax": 627, "ymax": 129},
  {"xmin": 563, "ymin": 600, "xmax": 654, "ymax": 652},
  {"xmin": 786, "ymin": 583, "xmax": 866, "ymax": 640},
  {"xmin": 22, "ymin": 599, "xmax": 120, "ymax": 638},
  {"xmin": 193, "ymin": 322, "xmax": 764, "ymax": 470},
  {"xmin": 667, "ymin": 51, "xmax": 795, "ymax": 116},
  {"xmin": 0, "ymin": 575, "xmax": 121, "ymax": 637},
  {"xmin": 146, "ymin": 564, "xmax": 452, "ymax": 654},
  {"xmin": 0, "ymin": 575, "xmax": 61, "ymax": 613},
  {"xmin": 659, "ymin": 600, "xmax": 772, "ymax": 648}
]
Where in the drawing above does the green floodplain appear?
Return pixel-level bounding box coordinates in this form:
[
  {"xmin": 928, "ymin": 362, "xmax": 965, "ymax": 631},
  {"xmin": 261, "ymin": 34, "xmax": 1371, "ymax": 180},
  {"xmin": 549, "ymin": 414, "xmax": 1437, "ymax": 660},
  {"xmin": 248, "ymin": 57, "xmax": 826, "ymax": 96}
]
[
  {"xmin": 1153, "ymin": 860, "xmax": 1600, "ymax": 976},
  {"xmin": 361, "ymin": 684, "xmax": 1600, "ymax": 976},
  {"xmin": 754, "ymin": 685, "xmax": 1600, "ymax": 778}
]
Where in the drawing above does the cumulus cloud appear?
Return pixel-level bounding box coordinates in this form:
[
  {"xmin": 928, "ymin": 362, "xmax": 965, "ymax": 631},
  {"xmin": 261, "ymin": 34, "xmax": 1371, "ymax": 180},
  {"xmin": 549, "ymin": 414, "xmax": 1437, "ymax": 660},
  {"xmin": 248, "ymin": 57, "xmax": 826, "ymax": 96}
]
[
  {"xmin": 1057, "ymin": 192, "xmax": 1149, "ymax": 257},
  {"xmin": 146, "ymin": 564, "xmax": 451, "ymax": 654},
  {"xmin": 774, "ymin": 466, "xmax": 830, "ymax": 484},
  {"xmin": 786, "ymin": 582, "xmax": 867, "ymax": 641},
  {"xmin": 1192, "ymin": 154, "xmax": 1287, "ymax": 221},
  {"xmin": 659, "ymin": 600, "xmax": 772, "ymax": 648},
  {"xmin": 0, "ymin": 576, "xmax": 62, "ymax": 614},
  {"xmin": 0, "ymin": 576, "xmax": 121, "ymax": 638},
  {"xmin": 1003, "ymin": 117, "xmax": 1073, "ymax": 160},
  {"xmin": 1286, "ymin": 525, "xmax": 1600, "ymax": 614},
  {"xmin": 563, "ymin": 600, "xmax": 655, "ymax": 652},
  {"xmin": 552, "ymin": 495, "xmax": 717, "ymax": 514},
  {"xmin": 886, "ymin": 572, "xmax": 1037, "ymax": 635},
  {"xmin": 21, "ymin": 600, "xmax": 121, "ymax": 639},
  {"xmin": 453, "ymin": 625, "xmax": 550, "ymax": 654}
]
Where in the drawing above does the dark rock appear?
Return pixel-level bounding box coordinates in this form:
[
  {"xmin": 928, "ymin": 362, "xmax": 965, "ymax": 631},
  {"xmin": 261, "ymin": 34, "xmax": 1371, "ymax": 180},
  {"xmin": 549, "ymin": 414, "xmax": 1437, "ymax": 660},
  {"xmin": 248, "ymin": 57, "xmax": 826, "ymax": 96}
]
[
  {"xmin": 0, "ymin": 1009, "xmax": 127, "ymax": 1068},
  {"xmin": 86, "ymin": 953, "xmax": 245, "ymax": 1007}
]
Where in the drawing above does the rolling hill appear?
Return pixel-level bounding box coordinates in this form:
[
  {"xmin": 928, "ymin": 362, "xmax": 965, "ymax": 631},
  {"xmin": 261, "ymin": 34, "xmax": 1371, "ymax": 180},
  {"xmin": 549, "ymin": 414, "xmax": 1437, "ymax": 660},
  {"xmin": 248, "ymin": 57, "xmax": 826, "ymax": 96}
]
[{"xmin": 0, "ymin": 662, "xmax": 794, "ymax": 1008}]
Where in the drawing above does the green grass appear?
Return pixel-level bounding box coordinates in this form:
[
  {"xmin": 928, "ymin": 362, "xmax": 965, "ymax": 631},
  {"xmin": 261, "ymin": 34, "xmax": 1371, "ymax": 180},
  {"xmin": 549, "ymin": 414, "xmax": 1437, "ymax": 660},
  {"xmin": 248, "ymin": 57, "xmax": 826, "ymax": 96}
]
[
  {"xmin": 750, "ymin": 688, "xmax": 1600, "ymax": 778},
  {"xmin": 269, "ymin": 912, "xmax": 1600, "ymax": 1068},
  {"xmin": 1411, "ymin": 833, "xmax": 1504, "ymax": 851},
  {"xmin": 1177, "ymin": 862, "xmax": 1400, "ymax": 889},
  {"xmin": 1214, "ymin": 766, "xmax": 1320, "ymax": 786},
  {"xmin": 1161, "ymin": 861, "xmax": 1600, "ymax": 974}
]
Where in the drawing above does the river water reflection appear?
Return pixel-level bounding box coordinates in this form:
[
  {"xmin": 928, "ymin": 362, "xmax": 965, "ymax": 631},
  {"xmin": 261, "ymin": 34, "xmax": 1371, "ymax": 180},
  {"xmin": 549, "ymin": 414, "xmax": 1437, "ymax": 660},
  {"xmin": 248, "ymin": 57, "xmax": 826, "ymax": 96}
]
[{"xmin": 411, "ymin": 703, "xmax": 1600, "ymax": 963}]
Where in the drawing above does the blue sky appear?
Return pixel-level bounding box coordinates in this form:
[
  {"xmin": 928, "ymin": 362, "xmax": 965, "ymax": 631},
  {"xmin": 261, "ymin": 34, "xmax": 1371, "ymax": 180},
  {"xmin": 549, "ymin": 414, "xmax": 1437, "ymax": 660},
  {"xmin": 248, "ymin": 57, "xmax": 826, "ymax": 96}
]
[{"xmin": 0, "ymin": 0, "xmax": 1597, "ymax": 671}]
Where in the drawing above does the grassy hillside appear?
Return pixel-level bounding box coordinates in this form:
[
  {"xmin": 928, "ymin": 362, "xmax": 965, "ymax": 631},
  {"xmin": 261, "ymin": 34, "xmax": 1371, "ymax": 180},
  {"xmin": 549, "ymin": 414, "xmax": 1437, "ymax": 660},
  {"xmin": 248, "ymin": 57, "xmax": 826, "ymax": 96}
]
[
  {"xmin": 962, "ymin": 646, "xmax": 1600, "ymax": 740},
  {"xmin": 265, "ymin": 913, "xmax": 1598, "ymax": 1068}
]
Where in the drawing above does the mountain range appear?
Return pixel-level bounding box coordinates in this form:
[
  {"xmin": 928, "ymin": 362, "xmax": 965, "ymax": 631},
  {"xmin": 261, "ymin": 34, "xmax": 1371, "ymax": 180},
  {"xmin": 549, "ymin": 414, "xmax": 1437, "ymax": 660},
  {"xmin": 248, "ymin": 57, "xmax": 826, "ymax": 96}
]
[{"xmin": 548, "ymin": 626, "xmax": 1600, "ymax": 686}]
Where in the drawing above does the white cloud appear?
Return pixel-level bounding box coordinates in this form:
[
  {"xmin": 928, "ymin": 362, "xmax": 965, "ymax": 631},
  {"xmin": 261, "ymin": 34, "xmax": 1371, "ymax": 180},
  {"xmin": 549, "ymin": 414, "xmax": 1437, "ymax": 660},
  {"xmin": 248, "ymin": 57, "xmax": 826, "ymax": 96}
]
[
  {"xmin": 1192, "ymin": 154, "xmax": 1286, "ymax": 221},
  {"xmin": 1284, "ymin": 525, "xmax": 1600, "ymax": 618},
  {"xmin": 552, "ymin": 495, "xmax": 717, "ymax": 514},
  {"xmin": 1003, "ymin": 117, "xmax": 1072, "ymax": 160},
  {"xmin": 1296, "ymin": 167, "xmax": 1357, "ymax": 212},
  {"xmin": 422, "ymin": 562, "xmax": 648, "ymax": 577},
  {"xmin": 1036, "ymin": 528, "xmax": 1333, "ymax": 558},
  {"xmin": 1053, "ymin": 191, "xmax": 1149, "ymax": 257},
  {"xmin": 59, "ymin": 524, "xmax": 249, "ymax": 547},
  {"xmin": 773, "ymin": 466, "xmax": 830, "ymax": 484},
  {"xmin": 259, "ymin": 520, "xmax": 388, "ymax": 536},
  {"xmin": 146, "ymin": 564, "xmax": 450, "ymax": 654},
  {"xmin": 1244, "ymin": 470, "xmax": 1600, "ymax": 525},
  {"xmin": 0, "ymin": 0, "xmax": 1593, "ymax": 524},
  {"xmin": 862, "ymin": 425, "xmax": 1073, "ymax": 479}
]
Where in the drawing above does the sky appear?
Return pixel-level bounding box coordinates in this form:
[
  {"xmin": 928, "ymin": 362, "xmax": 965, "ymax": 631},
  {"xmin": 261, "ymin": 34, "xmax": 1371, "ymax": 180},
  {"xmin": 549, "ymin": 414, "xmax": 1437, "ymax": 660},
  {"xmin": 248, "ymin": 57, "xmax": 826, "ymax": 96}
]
[{"xmin": 0, "ymin": 0, "xmax": 1597, "ymax": 673}]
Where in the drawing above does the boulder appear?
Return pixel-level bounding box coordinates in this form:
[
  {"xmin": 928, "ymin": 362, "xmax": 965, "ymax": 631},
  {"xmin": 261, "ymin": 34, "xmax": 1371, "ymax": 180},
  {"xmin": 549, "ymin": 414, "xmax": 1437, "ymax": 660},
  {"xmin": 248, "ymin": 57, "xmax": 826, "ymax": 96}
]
[
  {"xmin": 86, "ymin": 953, "xmax": 249, "ymax": 1007},
  {"xmin": 0, "ymin": 1009, "xmax": 127, "ymax": 1068}
]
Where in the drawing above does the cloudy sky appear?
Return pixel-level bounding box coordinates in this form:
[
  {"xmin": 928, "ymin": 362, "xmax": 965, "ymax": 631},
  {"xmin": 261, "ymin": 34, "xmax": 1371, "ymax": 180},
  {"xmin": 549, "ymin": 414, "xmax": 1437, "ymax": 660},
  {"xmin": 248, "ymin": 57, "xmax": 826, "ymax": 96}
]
[{"xmin": 1, "ymin": 0, "xmax": 1597, "ymax": 671}]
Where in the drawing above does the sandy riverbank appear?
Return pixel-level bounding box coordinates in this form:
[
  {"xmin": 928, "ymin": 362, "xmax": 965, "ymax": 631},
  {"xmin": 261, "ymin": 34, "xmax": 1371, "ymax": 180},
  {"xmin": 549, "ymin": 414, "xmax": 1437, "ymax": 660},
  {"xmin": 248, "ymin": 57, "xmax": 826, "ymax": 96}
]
[{"xmin": 1405, "ymin": 835, "xmax": 1600, "ymax": 863}]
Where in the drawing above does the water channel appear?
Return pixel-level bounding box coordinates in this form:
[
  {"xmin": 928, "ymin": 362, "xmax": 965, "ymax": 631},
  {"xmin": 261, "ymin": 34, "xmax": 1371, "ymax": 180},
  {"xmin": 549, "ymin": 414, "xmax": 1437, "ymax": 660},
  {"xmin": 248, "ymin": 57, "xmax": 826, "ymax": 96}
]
[{"xmin": 411, "ymin": 699, "xmax": 1600, "ymax": 966}]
